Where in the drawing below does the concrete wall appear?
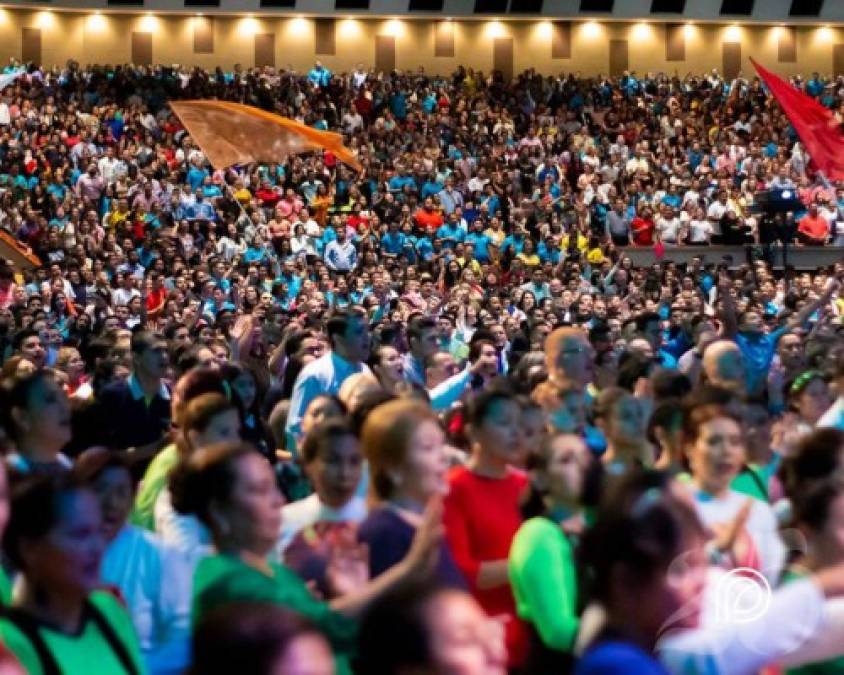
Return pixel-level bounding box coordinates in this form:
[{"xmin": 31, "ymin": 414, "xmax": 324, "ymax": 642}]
[{"xmin": 5, "ymin": 9, "xmax": 844, "ymax": 77}]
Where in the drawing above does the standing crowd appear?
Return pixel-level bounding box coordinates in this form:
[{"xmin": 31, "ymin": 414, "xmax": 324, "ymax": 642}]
[{"xmin": 0, "ymin": 57, "xmax": 842, "ymax": 674}]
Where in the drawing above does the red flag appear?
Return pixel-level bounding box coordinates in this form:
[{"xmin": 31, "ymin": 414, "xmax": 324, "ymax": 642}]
[{"xmin": 751, "ymin": 58, "xmax": 844, "ymax": 181}]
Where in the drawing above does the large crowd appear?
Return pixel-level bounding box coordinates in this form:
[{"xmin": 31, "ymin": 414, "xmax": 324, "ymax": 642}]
[{"xmin": 0, "ymin": 56, "xmax": 841, "ymax": 674}]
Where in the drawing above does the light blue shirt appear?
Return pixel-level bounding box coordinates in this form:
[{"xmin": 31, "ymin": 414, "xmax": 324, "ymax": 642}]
[
  {"xmin": 428, "ymin": 368, "xmax": 471, "ymax": 413},
  {"xmin": 285, "ymin": 352, "xmax": 371, "ymax": 444},
  {"xmin": 817, "ymin": 396, "xmax": 844, "ymax": 431}
]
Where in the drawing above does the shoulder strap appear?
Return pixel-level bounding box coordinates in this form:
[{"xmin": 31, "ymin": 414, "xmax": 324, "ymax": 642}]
[
  {"xmin": 85, "ymin": 598, "xmax": 139, "ymax": 675},
  {"xmin": 0, "ymin": 607, "xmax": 62, "ymax": 675}
]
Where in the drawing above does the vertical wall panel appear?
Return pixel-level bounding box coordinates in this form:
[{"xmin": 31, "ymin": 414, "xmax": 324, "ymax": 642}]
[
  {"xmin": 375, "ymin": 34, "xmax": 396, "ymax": 73},
  {"xmin": 131, "ymin": 31, "xmax": 152, "ymax": 65},
  {"xmin": 254, "ymin": 33, "xmax": 275, "ymax": 67},
  {"xmin": 778, "ymin": 26, "xmax": 796, "ymax": 63},
  {"xmin": 722, "ymin": 41, "xmax": 741, "ymax": 80},
  {"xmin": 434, "ymin": 20, "xmax": 454, "ymax": 58},
  {"xmin": 193, "ymin": 16, "xmax": 214, "ymax": 55},
  {"xmin": 665, "ymin": 23, "xmax": 685, "ymax": 61},
  {"xmin": 314, "ymin": 18, "xmax": 336, "ymax": 56},
  {"xmin": 551, "ymin": 21, "xmax": 571, "ymax": 59},
  {"xmin": 493, "ymin": 36, "xmax": 513, "ymax": 82},
  {"xmin": 834, "ymin": 44, "xmax": 844, "ymax": 77},
  {"xmin": 21, "ymin": 27, "xmax": 40, "ymax": 64},
  {"xmin": 609, "ymin": 39, "xmax": 628, "ymax": 77}
]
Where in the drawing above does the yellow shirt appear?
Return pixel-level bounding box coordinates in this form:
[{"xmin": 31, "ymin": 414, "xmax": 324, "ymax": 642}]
[
  {"xmin": 233, "ymin": 188, "xmax": 252, "ymax": 204},
  {"xmin": 484, "ymin": 228, "xmax": 505, "ymax": 247},
  {"xmin": 517, "ymin": 252, "xmax": 541, "ymax": 268},
  {"xmin": 561, "ymin": 232, "xmax": 589, "ymax": 252},
  {"xmin": 106, "ymin": 210, "xmax": 129, "ymax": 230},
  {"xmin": 587, "ymin": 248, "xmax": 605, "ymax": 264}
]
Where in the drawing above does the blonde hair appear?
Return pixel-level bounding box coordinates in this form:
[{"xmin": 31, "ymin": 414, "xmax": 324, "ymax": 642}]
[
  {"xmin": 55, "ymin": 347, "xmax": 81, "ymax": 373},
  {"xmin": 360, "ymin": 399, "xmax": 439, "ymax": 501}
]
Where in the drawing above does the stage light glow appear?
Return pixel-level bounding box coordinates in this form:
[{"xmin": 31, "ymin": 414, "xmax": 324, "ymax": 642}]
[
  {"xmin": 139, "ymin": 14, "xmax": 158, "ymax": 32},
  {"xmin": 88, "ymin": 13, "xmax": 107, "ymax": 31},
  {"xmin": 582, "ymin": 21, "xmax": 602, "ymax": 40},
  {"xmin": 35, "ymin": 10, "xmax": 54, "ymax": 29},
  {"xmin": 632, "ymin": 22, "xmax": 652, "ymax": 41},
  {"xmin": 816, "ymin": 26, "xmax": 834, "ymax": 42},
  {"xmin": 289, "ymin": 17, "xmax": 309, "ymax": 33},
  {"xmin": 339, "ymin": 18, "xmax": 361, "ymax": 38},
  {"xmin": 485, "ymin": 21, "xmax": 506, "ymax": 39},
  {"xmin": 238, "ymin": 16, "xmax": 259, "ymax": 36},
  {"xmin": 384, "ymin": 19, "xmax": 405, "ymax": 38}
]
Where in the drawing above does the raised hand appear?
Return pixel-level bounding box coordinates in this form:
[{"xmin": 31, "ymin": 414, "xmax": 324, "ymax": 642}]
[{"xmin": 326, "ymin": 529, "xmax": 370, "ymax": 598}]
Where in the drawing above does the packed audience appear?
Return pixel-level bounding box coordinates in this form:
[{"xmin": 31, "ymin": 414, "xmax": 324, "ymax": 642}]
[{"xmin": 0, "ymin": 56, "xmax": 842, "ymax": 674}]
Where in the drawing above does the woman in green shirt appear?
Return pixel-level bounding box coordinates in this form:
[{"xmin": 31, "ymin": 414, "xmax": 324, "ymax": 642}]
[
  {"xmin": 0, "ymin": 475, "xmax": 144, "ymax": 675},
  {"xmin": 509, "ymin": 432, "xmax": 592, "ymax": 672},
  {"xmin": 170, "ymin": 441, "xmax": 441, "ymax": 675}
]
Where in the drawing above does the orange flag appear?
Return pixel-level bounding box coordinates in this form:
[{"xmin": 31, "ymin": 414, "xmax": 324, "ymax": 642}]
[{"xmin": 169, "ymin": 100, "xmax": 362, "ymax": 172}]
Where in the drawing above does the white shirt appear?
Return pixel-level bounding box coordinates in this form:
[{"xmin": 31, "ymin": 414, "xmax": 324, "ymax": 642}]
[
  {"xmin": 659, "ymin": 575, "xmax": 844, "ymax": 675},
  {"xmin": 277, "ymin": 494, "xmax": 368, "ymax": 558},
  {"xmin": 98, "ymin": 156, "xmax": 120, "ymax": 183},
  {"xmin": 657, "ymin": 216, "xmax": 683, "ymax": 242},
  {"xmin": 153, "ymin": 488, "xmax": 212, "ymax": 567},
  {"xmin": 101, "ymin": 525, "xmax": 192, "ymax": 675},
  {"xmin": 707, "ymin": 201, "xmax": 728, "ymax": 235},
  {"xmin": 112, "ymin": 287, "xmax": 141, "ymax": 307},
  {"xmin": 693, "ymin": 488, "xmax": 785, "ymax": 583},
  {"xmin": 688, "ymin": 219, "xmax": 714, "ymax": 243}
]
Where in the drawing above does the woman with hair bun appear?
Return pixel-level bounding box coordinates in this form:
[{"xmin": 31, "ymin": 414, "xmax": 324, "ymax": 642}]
[{"xmin": 171, "ymin": 442, "xmax": 441, "ymax": 675}]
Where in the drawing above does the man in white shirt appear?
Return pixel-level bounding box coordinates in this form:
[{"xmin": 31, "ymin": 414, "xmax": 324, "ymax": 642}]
[
  {"xmin": 466, "ymin": 167, "xmax": 489, "ymax": 194},
  {"xmin": 657, "ymin": 208, "xmax": 683, "ymax": 244},
  {"xmin": 352, "ymin": 64, "xmax": 368, "ymax": 89},
  {"xmin": 98, "ymin": 146, "xmax": 120, "ymax": 184},
  {"xmin": 707, "ymin": 191, "xmax": 730, "ymax": 238}
]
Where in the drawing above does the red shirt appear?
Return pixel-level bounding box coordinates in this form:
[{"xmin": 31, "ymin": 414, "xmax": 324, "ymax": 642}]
[
  {"xmin": 798, "ymin": 214, "xmax": 829, "ymax": 242},
  {"xmin": 443, "ymin": 466, "xmax": 529, "ymax": 667},
  {"xmin": 256, "ymin": 188, "xmax": 281, "ymax": 208},
  {"xmin": 631, "ymin": 216, "xmax": 655, "ymax": 246},
  {"xmin": 414, "ymin": 207, "xmax": 444, "ymax": 233},
  {"xmin": 146, "ymin": 287, "xmax": 166, "ymax": 315}
]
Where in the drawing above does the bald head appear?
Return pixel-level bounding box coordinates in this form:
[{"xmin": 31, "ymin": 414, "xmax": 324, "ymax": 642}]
[
  {"xmin": 545, "ymin": 326, "xmax": 594, "ymax": 389},
  {"xmin": 702, "ymin": 340, "xmax": 745, "ymax": 393}
]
